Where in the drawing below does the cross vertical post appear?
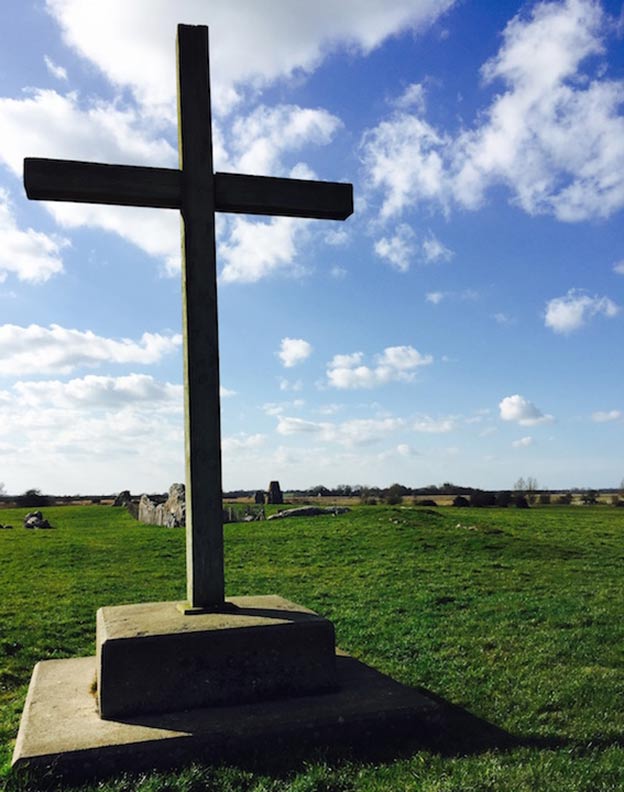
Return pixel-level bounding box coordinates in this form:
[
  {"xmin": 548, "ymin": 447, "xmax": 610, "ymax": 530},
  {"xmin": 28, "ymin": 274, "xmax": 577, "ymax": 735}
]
[{"xmin": 177, "ymin": 26, "xmax": 225, "ymax": 610}]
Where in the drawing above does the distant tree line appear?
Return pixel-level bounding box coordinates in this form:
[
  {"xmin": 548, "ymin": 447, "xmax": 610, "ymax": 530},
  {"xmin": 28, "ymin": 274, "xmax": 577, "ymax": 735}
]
[
  {"xmin": 221, "ymin": 481, "xmax": 624, "ymax": 509},
  {"xmin": 3, "ymin": 480, "xmax": 621, "ymax": 508}
]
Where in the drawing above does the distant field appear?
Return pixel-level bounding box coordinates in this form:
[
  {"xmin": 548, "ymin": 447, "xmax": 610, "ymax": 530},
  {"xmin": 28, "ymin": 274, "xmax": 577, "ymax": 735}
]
[{"xmin": 1, "ymin": 504, "xmax": 624, "ymax": 791}]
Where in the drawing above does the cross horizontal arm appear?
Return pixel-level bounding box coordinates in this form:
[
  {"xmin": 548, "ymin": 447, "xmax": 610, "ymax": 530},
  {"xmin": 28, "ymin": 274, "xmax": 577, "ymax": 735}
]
[
  {"xmin": 24, "ymin": 158, "xmax": 182, "ymax": 209},
  {"xmin": 214, "ymin": 172, "xmax": 353, "ymax": 220},
  {"xmin": 24, "ymin": 158, "xmax": 353, "ymax": 220}
]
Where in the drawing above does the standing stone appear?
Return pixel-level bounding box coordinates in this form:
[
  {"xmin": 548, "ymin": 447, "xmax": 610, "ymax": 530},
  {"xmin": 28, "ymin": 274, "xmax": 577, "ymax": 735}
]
[
  {"xmin": 267, "ymin": 481, "xmax": 283, "ymax": 505},
  {"xmin": 137, "ymin": 484, "xmax": 186, "ymax": 527},
  {"xmin": 254, "ymin": 490, "xmax": 266, "ymax": 505},
  {"xmin": 138, "ymin": 494, "xmax": 161, "ymax": 525},
  {"xmin": 113, "ymin": 490, "xmax": 131, "ymax": 507},
  {"xmin": 163, "ymin": 483, "xmax": 186, "ymax": 527}
]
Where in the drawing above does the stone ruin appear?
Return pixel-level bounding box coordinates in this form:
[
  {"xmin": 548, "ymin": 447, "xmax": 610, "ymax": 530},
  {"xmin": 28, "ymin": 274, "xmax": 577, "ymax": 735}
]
[
  {"xmin": 137, "ymin": 483, "xmax": 186, "ymax": 528},
  {"xmin": 112, "ymin": 490, "xmax": 132, "ymax": 507},
  {"xmin": 23, "ymin": 511, "xmax": 52, "ymax": 529},
  {"xmin": 267, "ymin": 481, "xmax": 283, "ymax": 505},
  {"xmin": 118, "ymin": 482, "xmax": 268, "ymax": 527}
]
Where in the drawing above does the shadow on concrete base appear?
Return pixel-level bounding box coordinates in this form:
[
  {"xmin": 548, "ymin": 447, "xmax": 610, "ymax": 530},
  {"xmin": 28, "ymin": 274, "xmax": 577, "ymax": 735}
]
[{"xmin": 10, "ymin": 649, "xmax": 515, "ymax": 785}]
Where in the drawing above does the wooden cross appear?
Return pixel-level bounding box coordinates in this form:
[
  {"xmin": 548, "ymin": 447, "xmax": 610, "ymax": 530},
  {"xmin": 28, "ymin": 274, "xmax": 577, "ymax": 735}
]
[{"xmin": 23, "ymin": 24, "xmax": 352, "ymax": 611}]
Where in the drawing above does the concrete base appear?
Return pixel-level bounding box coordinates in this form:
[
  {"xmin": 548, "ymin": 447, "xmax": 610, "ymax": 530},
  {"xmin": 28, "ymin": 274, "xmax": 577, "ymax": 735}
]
[
  {"xmin": 97, "ymin": 597, "xmax": 336, "ymax": 718},
  {"xmin": 12, "ymin": 652, "xmax": 443, "ymax": 781}
]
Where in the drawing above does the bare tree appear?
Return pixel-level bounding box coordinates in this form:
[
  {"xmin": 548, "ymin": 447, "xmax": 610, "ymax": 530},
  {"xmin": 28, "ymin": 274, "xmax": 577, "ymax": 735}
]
[
  {"xmin": 514, "ymin": 477, "xmax": 538, "ymax": 502},
  {"xmin": 525, "ymin": 477, "xmax": 539, "ymax": 504}
]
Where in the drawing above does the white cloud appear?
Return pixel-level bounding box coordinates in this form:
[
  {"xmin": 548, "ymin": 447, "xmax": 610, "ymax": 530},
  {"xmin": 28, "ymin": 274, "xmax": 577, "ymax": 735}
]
[
  {"xmin": 336, "ymin": 417, "xmax": 405, "ymax": 446},
  {"xmin": 591, "ymin": 409, "xmax": 622, "ymax": 423},
  {"xmin": 362, "ymin": 113, "xmax": 448, "ymax": 219},
  {"xmin": 493, "ymin": 312, "xmax": 514, "ymax": 325},
  {"xmin": 45, "ymin": 0, "xmax": 457, "ymax": 116},
  {"xmin": 219, "ymin": 216, "xmax": 311, "ymax": 283},
  {"xmin": 222, "ymin": 433, "xmax": 266, "ymax": 454},
  {"xmin": 12, "ymin": 373, "xmax": 182, "ymax": 409},
  {"xmin": 426, "ymin": 288, "xmax": 478, "ymax": 305},
  {"xmin": 0, "ymin": 324, "xmax": 181, "ymax": 376},
  {"xmin": 374, "ymin": 224, "xmax": 416, "ymax": 272},
  {"xmin": 220, "ymin": 386, "xmax": 237, "ymax": 398},
  {"xmin": 613, "ymin": 260, "xmax": 624, "ymax": 275},
  {"xmin": 262, "ymin": 399, "xmax": 305, "ymax": 417},
  {"xmin": 229, "ymin": 104, "xmax": 341, "ymax": 175},
  {"xmin": 277, "ymin": 416, "xmax": 327, "ymax": 435},
  {"xmin": 413, "ymin": 415, "xmax": 455, "ymax": 433},
  {"xmin": 3, "ymin": 6, "xmax": 454, "ymax": 286},
  {"xmin": 276, "ymin": 414, "xmax": 405, "ymax": 447},
  {"xmin": 263, "ymin": 403, "xmax": 285, "ymax": 416},
  {"xmin": 278, "ymin": 337, "xmax": 313, "ymax": 368},
  {"xmin": 327, "ymin": 345, "xmax": 432, "ymax": 389},
  {"xmin": 0, "ymin": 88, "xmax": 182, "ymax": 273},
  {"xmin": 44, "ymin": 55, "xmax": 68, "ymax": 81},
  {"xmin": 362, "ymin": 0, "xmax": 624, "ymax": 223},
  {"xmin": 544, "ymin": 289, "xmax": 619, "ymax": 334},
  {"xmin": 426, "ymin": 291, "xmax": 445, "ymax": 304},
  {"xmin": 377, "ymin": 345, "xmax": 430, "ymax": 370},
  {"xmin": 325, "ymin": 229, "xmax": 349, "ymax": 247},
  {"xmin": 392, "ymin": 82, "xmax": 426, "ymax": 113},
  {"xmin": 0, "ymin": 89, "xmax": 176, "ymax": 177},
  {"xmin": 479, "ymin": 426, "xmax": 498, "ymax": 437},
  {"xmin": 0, "ymin": 373, "xmax": 184, "ymax": 492},
  {"xmin": 499, "ymin": 394, "xmax": 554, "ymax": 426},
  {"xmin": 422, "ymin": 233, "xmax": 453, "ymax": 263},
  {"xmin": 453, "ymin": 0, "xmax": 621, "ymax": 219},
  {"xmin": 278, "ymin": 377, "xmax": 303, "ymax": 392},
  {"xmin": 316, "ymin": 403, "xmax": 343, "ymax": 416},
  {"xmin": 330, "ymin": 265, "xmax": 347, "ymax": 279},
  {"xmin": 54, "ymin": 203, "xmax": 181, "ymax": 276},
  {"xmin": 0, "ymin": 93, "xmax": 333, "ymax": 286},
  {"xmin": 512, "ymin": 435, "xmax": 534, "ymax": 448},
  {"xmin": 0, "ymin": 189, "xmax": 67, "ymax": 283}
]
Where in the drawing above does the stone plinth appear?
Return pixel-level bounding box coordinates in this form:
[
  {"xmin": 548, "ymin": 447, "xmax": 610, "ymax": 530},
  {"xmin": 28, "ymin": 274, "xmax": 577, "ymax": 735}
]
[
  {"xmin": 97, "ymin": 596, "xmax": 336, "ymax": 718},
  {"xmin": 12, "ymin": 652, "xmax": 443, "ymax": 782},
  {"xmin": 13, "ymin": 594, "xmax": 447, "ymax": 782}
]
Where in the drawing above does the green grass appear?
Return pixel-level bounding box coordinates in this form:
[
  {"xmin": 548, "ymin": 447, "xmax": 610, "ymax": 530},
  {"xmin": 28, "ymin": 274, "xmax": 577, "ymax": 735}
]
[{"xmin": 1, "ymin": 504, "xmax": 624, "ymax": 791}]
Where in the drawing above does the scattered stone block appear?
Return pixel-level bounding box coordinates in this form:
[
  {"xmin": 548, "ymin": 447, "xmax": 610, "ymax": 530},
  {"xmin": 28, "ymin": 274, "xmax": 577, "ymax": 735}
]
[{"xmin": 23, "ymin": 512, "xmax": 52, "ymax": 529}]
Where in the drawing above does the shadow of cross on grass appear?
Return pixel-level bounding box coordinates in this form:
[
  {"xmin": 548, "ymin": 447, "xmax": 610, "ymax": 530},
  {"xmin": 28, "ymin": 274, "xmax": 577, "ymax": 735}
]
[{"xmin": 23, "ymin": 24, "xmax": 353, "ymax": 613}]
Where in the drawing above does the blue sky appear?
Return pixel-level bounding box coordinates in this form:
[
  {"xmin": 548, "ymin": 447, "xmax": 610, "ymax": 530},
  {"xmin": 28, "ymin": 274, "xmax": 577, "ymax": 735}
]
[{"xmin": 0, "ymin": 0, "xmax": 622, "ymax": 495}]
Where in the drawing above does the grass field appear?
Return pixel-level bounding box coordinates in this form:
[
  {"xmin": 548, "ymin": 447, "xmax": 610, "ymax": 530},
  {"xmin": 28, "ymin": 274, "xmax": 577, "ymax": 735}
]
[{"xmin": 1, "ymin": 503, "xmax": 623, "ymax": 791}]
